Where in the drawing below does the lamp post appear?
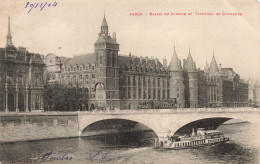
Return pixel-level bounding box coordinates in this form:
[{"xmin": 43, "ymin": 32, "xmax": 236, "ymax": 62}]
[{"xmin": 174, "ymin": 98, "xmax": 177, "ymax": 109}]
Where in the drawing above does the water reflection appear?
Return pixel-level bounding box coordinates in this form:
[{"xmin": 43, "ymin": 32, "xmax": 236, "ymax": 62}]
[{"xmin": 84, "ymin": 130, "xmax": 157, "ymax": 148}]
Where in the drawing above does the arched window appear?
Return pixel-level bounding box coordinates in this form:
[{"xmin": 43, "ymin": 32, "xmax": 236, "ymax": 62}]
[
  {"xmin": 138, "ymin": 88, "xmax": 141, "ymax": 99},
  {"xmin": 148, "ymin": 89, "xmax": 151, "ymax": 99},
  {"xmin": 128, "ymin": 76, "xmax": 130, "ymax": 86},
  {"xmin": 128, "ymin": 88, "xmax": 131, "ymax": 99},
  {"xmin": 100, "ymin": 55, "xmax": 102, "ymax": 64}
]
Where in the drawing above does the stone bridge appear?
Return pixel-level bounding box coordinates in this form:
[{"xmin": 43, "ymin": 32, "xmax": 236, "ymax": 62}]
[{"xmin": 78, "ymin": 107, "xmax": 260, "ymax": 138}]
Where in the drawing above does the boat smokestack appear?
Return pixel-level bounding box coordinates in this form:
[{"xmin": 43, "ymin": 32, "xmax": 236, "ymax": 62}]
[{"xmin": 192, "ymin": 128, "xmax": 195, "ymax": 136}]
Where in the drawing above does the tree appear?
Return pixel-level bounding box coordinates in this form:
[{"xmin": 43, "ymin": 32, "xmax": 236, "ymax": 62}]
[{"xmin": 44, "ymin": 83, "xmax": 71, "ymax": 111}]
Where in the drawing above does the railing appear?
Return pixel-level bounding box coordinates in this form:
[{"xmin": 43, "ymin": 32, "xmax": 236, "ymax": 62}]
[
  {"xmin": 0, "ymin": 107, "xmax": 259, "ymax": 116},
  {"xmin": 79, "ymin": 107, "xmax": 260, "ymax": 114}
]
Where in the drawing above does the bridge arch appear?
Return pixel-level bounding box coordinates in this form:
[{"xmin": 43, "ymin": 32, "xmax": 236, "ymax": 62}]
[
  {"xmin": 80, "ymin": 118, "xmax": 159, "ymax": 138},
  {"xmin": 173, "ymin": 117, "xmax": 233, "ymax": 135}
]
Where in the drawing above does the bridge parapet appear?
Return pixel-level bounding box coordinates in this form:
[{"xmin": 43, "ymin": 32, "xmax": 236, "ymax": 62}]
[{"xmin": 79, "ymin": 107, "xmax": 260, "ymax": 115}]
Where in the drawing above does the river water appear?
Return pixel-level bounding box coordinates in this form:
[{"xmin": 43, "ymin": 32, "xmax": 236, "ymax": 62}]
[{"xmin": 0, "ymin": 122, "xmax": 259, "ymax": 164}]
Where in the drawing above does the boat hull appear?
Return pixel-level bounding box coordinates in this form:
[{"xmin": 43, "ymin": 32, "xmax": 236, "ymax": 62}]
[{"xmin": 154, "ymin": 138, "xmax": 229, "ymax": 150}]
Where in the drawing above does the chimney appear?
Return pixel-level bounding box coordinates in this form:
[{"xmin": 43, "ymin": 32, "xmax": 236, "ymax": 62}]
[
  {"xmin": 113, "ymin": 32, "xmax": 116, "ymax": 41},
  {"xmin": 145, "ymin": 56, "xmax": 148, "ymax": 64},
  {"xmin": 155, "ymin": 58, "xmax": 158, "ymax": 66},
  {"xmin": 219, "ymin": 64, "xmax": 222, "ymax": 74},
  {"xmin": 140, "ymin": 56, "xmax": 143, "ymax": 64},
  {"xmin": 163, "ymin": 57, "xmax": 167, "ymax": 68},
  {"xmin": 129, "ymin": 52, "xmax": 131, "ymax": 57}
]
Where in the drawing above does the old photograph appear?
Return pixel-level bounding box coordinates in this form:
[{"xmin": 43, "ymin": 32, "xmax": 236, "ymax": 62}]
[{"xmin": 0, "ymin": 0, "xmax": 259, "ymax": 163}]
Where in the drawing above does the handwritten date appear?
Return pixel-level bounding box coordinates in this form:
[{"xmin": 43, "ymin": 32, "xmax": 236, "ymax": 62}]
[{"xmin": 25, "ymin": 1, "xmax": 58, "ymax": 13}]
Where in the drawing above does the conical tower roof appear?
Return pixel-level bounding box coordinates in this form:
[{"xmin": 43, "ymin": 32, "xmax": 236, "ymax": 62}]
[
  {"xmin": 186, "ymin": 49, "xmax": 194, "ymax": 63},
  {"xmin": 101, "ymin": 15, "xmax": 108, "ymax": 27},
  {"xmin": 209, "ymin": 52, "xmax": 219, "ymax": 75},
  {"xmin": 184, "ymin": 49, "xmax": 196, "ymax": 72},
  {"xmin": 169, "ymin": 46, "xmax": 182, "ymax": 71}
]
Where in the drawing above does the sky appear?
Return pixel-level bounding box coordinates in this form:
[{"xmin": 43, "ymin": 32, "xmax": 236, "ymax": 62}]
[{"xmin": 0, "ymin": 0, "xmax": 259, "ymax": 80}]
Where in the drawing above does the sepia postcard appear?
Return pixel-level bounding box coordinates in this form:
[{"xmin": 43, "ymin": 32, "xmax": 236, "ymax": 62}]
[{"xmin": 0, "ymin": 0, "xmax": 259, "ymax": 163}]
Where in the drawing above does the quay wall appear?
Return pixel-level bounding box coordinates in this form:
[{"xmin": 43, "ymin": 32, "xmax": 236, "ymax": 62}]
[{"xmin": 0, "ymin": 112, "xmax": 79, "ymax": 143}]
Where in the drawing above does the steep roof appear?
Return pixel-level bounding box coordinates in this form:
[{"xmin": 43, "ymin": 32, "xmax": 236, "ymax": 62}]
[
  {"xmin": 95, "ymin": 35, "xmax": 118, "ymax": 44},
  {"xmin": 59, "ymin": 57, "xmax": 71, "ymax": 65},
  {"xmin": 186, "ymin": 52, "xmax": 193, "ymax": 63},
  {"xmin": 101, "ymin": 15, "xmax": 108, "ymax": 26},
  {"xmin": 118, "ymin": 55, "xmax": 164, "ymax": 68},
  {"xmin": 209, "ymin": 54, "xmax": 219, "ymax": 75},
  {"xmin": 168, "ymin": 48, "xmax": 182, "ymax": 71},
  {"xmin": 184, "ymin": 49, "xmax": 196, "ymax": 72},
  {"xmin": 65, "ymin": 53, "xmax": 95, "ymax": 66}
]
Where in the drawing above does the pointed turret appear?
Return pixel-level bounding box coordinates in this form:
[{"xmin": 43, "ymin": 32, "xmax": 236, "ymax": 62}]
[
  {"xmin": 6, "ymin": 16, "xmax": 13, "ymax": 47},
  {"xmin": 184, "ymin": 48, "xmax": 196, "ymax": 72},
  {"xmin": 209, "ymin": 51, "xmax": 219, "ymax": 75},
  {"xmin": 184, "ymin": 48, "xmax": 198, "ymax": 108},
  {"xmin": 186, "ymin": 48, "xmax": 193, "ymax": 63},
  {"xmin": 168, "ymin": 46, "xmax": 182, "ymax": 71},
  {"xmin": 101, "ymin": 14, "xmax": 108, "ymax": 35},
  {"xmin": 169, "ymin": 46, "xmax": 185, "ymax": 108}
]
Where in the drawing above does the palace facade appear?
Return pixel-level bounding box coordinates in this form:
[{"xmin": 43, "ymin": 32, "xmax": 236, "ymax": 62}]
[
  {"xmin": 0, "ymin": 17, "xmax": 45, "ymax": 112},
  {"xmin": 43, "ymin": 15, "xmax": 249, "ymax": 110}
]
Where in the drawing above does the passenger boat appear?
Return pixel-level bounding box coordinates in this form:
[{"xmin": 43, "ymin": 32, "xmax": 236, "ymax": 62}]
[{"xmin": 154, "ymin": 128, "xmax": 229, "ymax": 149}]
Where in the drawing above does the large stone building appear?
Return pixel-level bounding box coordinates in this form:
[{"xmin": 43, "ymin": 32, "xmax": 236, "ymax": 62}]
[
  {"xmin": 0, "ymin": 17, "xmax": 45, "ymax": 112},
  {"xmin": 56, "ymin": 16, "xmax": 171, "ymax": 110},
  {"xmin": 44, "ymin": 15, "xmax": 249, "ymax": 110},
  {"xmin": 169, "ymin": 48, "xmax": 248, "ymax": 108}
]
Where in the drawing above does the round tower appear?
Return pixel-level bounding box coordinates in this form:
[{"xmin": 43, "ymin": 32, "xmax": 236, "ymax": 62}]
[
  {"xmin": 168, "ymin": 47, "xmax": 185, "ymax": 108},
  {"xmin": 184, "ymin": 49, "xmax": 198, "ymax": 108}
]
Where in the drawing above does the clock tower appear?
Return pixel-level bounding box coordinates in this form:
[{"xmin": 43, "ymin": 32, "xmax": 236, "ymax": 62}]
[{"xmin": 94, "ymin": 15, "xmax": 120, "ymax": 109}]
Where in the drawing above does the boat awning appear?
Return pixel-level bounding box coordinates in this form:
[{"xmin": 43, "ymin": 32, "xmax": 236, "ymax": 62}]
[{"xmin": 205, "ymin": 130, "xmax": 222, "ymax": 134}]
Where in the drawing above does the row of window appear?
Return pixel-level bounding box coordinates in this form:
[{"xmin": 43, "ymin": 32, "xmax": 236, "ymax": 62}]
[
  {"xmin": 61, "ymin": 74, "xmax": 96, "ymax": 85},
  {"xmin": 124, "ymin": 65, "xmax": 170, "ymax": 74},
  {"xmin": 124, "ymin": 76, "xmax": 170, "ymax": 88},
  {"xmin": 121, "ymin": 88, "xmax": 170, "ymax": 100},
  {"xmin": 199, "ymin": 74, "xmax": 219, "ymax": 83},
  {"xmin": 63, "ymin": 64, "xmax": 95, "ymax": 72},
  {"xmin": 5, "ymin": 75, "xmax": 41, "ymax": 86},
  {"xmin": 208, "ymin": 87, "xmax": 219, "ymax": 102}
]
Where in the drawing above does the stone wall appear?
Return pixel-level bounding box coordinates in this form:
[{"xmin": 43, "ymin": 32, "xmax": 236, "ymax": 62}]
[{"xmin": 0, "ymin": 113, "xmax": 79, "ymax": 142}]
